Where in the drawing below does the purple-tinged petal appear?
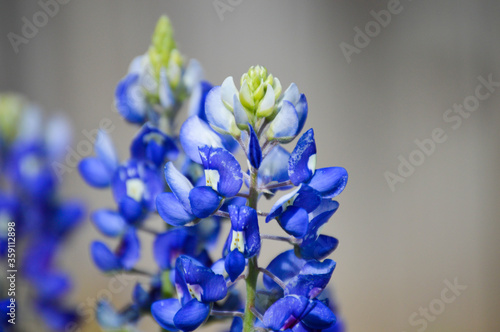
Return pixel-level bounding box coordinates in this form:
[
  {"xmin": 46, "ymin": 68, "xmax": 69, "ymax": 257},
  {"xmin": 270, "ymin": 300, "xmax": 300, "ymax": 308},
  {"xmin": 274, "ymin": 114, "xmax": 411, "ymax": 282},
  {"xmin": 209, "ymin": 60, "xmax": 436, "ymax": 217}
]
[
  {"xmin": 156, "ymin": 193, "xmax": 195, "ymax": 227},
  {"xmin": 91, "ymin": 209, "xmax": 127, "ymax": 237},
  {"xmin": 189, "ymin": 186, "xmax": 222, "ymax": 218},
  {"xmin": 263, "ymin": 295, "xmax": 310, "ymax": 330},
  {"xmin": 117, "ymin": 229, "xmax": 140, "ymax": 270},
  {"xmin": 154, "ymin": 229, "xmax": 196, "ymax": 270},
  {"xmin": 174, "ymin": 299, "xmax": 210, "ymax": 331},
  {"xmin": 151, "ymin": 298, "xmax": 181, "ymax": 331},
  {"xmin": 267, "ymin": 101, "xmax": 299, "ymax": 143},
  {"xmin": 288, "ymin": 129, "xmax": 316, "ymax": 186},
  {"xmin": 308, "ymin": 167, "xmax": 348, "ymax": 198},
  {"xmin": 248, "ymin": 125, "xmax": 262, "ymax": 169},
  {"xmin": 164, "ymin": 162, "xmax": 194, "ymax": 214},
  {"xmin": 225, "ymin": 249, "xmax": 246, "ymax": 282},
  {"xmin": 78, "ymin": 157, "xmax": 112, "ymax": 188},
  {"xmin": 180, "ymin": 116, "xmax": 224, "ymax": 164},
  {"xmin": 302, "ymin": 300, "xmax": 336, "ymax": 330}
]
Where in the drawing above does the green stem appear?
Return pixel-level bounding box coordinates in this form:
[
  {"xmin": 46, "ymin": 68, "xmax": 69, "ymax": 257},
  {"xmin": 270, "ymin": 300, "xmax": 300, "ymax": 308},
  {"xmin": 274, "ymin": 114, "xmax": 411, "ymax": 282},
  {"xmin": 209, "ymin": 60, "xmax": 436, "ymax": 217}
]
[{"xmin": 244, "ymin": 169, "xmax": 260, "ymax": 331}]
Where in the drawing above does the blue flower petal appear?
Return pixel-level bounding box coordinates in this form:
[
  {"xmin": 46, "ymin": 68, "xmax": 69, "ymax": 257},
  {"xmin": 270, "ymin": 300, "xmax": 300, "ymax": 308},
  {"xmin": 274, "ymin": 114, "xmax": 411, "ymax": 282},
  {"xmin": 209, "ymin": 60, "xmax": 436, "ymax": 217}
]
[
  {"xmin": 95, "ymin": 130, "xmax": 119, "ymax": 173},
  {"xmin": 233, "ymin": 95, "xmax": 249, "ymax": 129},
  {"xmin": 118, "ymin": 196, "xmax": 144, "ymax": 222},
  {"xmin": 307, "ymin": 167, "xmax": 348, "ymax": 198},
  {"xmin": 225, "ymin": 249, "xmax": 246, "ymax": 282},
  {"xmin": 91, "ymin": 209, "xmax": 127, "ymax": 237},
  {"xmin": 95, "ymin": 300, "xmax": 126, "ymax": 329},
  {"xmin": 174, "ymin": 299, "xmax": 210, "ymax": 331},
  {"xmin": 230, "ymin": 317, "xmax": 243, "ymax": 332},
  {"xmin": 117, "ymin": 229, "xmax": 140, "ymax": 270},
  {"xmin": 205, "ymin": 86, "xmax": 238, "ymax": 134},
  {"xmin": 267, "ymin": 100, "xmax": 299, "ymax": 143},
  {"xmin": 90, "ymin": 241, "xmax": 121, "ymax": 272},
  {"xmin": 263, "ymin": 295, "xmax": 310, "ymax": 330},
  {"xmin": 303, "ymin": 200, "xmax": 340, "ymax": 244},
  {"xmin": 259, "ymin": 145, "xmax": 291, "ymax": 187},
  {"xmin": 115, "ymin": 73, "xmax": 147, "ymax": 124},
  {"xmin": 156, "ymin": 193, "xmax": 195, "ymax": 226},
  {"xmin": 302, "ymin": 300, "xmax": 336, "ymax": 330},
  {"xmin": 288, "ymin": 129, "xmax": 317, "ymax": 186},
  {"xmin": 188, "ymin": 81, "xmax": 213, "ymax": 121},
  {"xmin": 151, "ymin": 298, "xmax": 182, "ymax": 331},
  {"xmin": 300, "ymin": 235, "xmax": 339, "ymax": 261},
  {"xmin": 133, "ymin": 283, "xmax": 150, "ymax": 308},
  {"xmin": 264, "ymin": 250, "xmax": 306, "ymax": 290},
  {"xmin": 280, "ymin": 206, "xmax": 309, "ymax": 238},
  {"xmin": 248, "ymin": 125, "xmax": 262, "ymax": 169},
  {"xmin": 295, "ymin": 94, "xmax": 308, "ymax": 135},
  {"xmin": 164, "ymin": 162, "xmax": 194, "ymax": 214},
  {"xmin": 78, "ymin": 157, "xmax": 112, "ymax": 188},
  {"xmin": 199, "ymin": 146, "xmax": 243, "ymax": 197},
  {"xmin": 285, "ymin": 259, "xmax": 336, "ymax": 298},
  {"xmin": 180, "ymin": 116, "xmax": 224, "ymax": 163},
  {"xmin": 154, "ymin": 228, "xmax": 196, "ymax": 270},
  {"xmin": 131, "ymin": 124, "xmax": 179, "ymax": 166},
  {"xmin": 189, "ymin": 186, "xmax": 222, "ymax": 218}
]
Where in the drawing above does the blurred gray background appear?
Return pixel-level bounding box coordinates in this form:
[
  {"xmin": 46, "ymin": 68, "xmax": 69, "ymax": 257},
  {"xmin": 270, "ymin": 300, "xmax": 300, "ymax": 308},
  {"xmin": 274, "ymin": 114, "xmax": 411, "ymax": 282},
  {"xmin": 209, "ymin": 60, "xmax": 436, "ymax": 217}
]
[{"xmin": 1, "ymin": 1, "xmax": 500, "ymax": 331}]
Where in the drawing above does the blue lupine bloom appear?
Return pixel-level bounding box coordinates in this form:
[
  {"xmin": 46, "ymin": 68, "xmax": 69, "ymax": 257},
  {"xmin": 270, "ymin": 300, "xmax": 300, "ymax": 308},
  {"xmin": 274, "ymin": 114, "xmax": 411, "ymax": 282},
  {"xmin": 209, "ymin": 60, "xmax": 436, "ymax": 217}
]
[
  {"xmin": 151, "ymin": 255, "xmax": 228, "ymax": 331},
  {"xmin": 263, "ymin": 295, "xmax": 336, "ymax": 331},
  {"xmin": 223, "ymin": 205, "xmax": 261, "ymax": 281},
  {"xmin": 130, "ymin": 123, "xmax": 179, "ymax": 167},
  {"xmin": 90, "ymin": 228, "xmax": 140, "ymax": 273},
  {"xmin": 154, "ymin": 228, "xmax": 198, "ymax": 270},
  {"xmin": 112, "ymin": 159, "xmax": 164, "ymax": 222}
]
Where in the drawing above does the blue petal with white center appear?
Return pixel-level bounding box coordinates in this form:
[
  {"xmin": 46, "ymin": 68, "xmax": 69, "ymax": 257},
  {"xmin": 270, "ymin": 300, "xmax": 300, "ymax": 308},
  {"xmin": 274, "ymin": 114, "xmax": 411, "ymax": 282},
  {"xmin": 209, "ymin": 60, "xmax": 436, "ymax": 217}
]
[
  {"xmin": 288, "ymin": 128, "xmax": 317, "ymax": 186},
  {"xmin": 224, "ymin": 205, "xmax": 260, "ymax": 258},
  {"xmin": 180, "ymin": 116, "xmax": 224, "ymax": 163},
  {"xmin": 198, "ymin": 146, "xmax": 242, "ymax": 197}
]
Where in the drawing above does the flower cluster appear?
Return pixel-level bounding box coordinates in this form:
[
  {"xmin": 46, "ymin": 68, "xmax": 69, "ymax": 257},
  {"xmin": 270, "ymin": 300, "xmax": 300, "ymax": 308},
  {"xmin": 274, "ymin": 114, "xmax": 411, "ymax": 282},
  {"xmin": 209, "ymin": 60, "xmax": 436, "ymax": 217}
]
[
  {"xmin": 81, "ymin": 15, "xmax": 348, "ymax": 332},
  {"xmin": 0, "ymin": 94, "xmax": 84, "ymax": 331}
]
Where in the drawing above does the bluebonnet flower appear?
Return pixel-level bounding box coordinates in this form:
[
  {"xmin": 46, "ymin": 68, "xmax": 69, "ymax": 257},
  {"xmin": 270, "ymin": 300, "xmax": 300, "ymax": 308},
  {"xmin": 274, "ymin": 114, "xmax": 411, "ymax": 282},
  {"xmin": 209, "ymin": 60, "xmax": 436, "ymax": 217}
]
[
  {"xmin": 0, "ymin": 94, "xmax": 84, "ymax": 331},
  {"xmin": 84, "ymin": 14, "xmax": 349, "ymax": 332},
  {"xmin": 223, "ymin": 205, "xmax": 261, "ymax": 281},
  {"xmin": 151, "ymin": 255, "xmax": 228, "ymax": 331}
]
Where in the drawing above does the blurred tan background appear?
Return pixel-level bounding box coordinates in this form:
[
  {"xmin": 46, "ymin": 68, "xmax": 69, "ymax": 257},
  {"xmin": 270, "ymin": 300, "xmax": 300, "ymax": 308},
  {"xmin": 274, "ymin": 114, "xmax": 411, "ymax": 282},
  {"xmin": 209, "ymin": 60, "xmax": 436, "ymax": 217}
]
[{"xmin": 1, "ymin": 1, "xmax": 500, "ymax": 331}]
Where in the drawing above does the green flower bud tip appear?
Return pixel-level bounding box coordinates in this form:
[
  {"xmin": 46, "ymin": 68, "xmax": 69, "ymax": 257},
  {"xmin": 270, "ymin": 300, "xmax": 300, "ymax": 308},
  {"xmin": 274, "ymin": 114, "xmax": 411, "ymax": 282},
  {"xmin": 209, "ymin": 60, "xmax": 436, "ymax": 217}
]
[
  {"xmin": 148, "ymin": 15, "xmax": 177, "ymax": 79},
  {"xmin": 0, "ymin": 93, "xmax": 23, "ymax": 141},
  {"xmin": 238, "ymin": 65, "xmax": 282, "ymax": 118}
]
